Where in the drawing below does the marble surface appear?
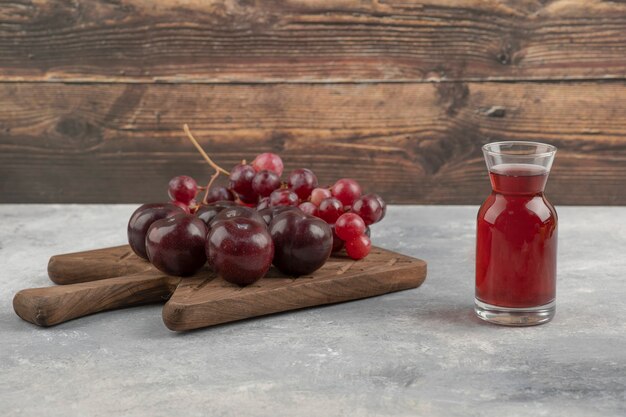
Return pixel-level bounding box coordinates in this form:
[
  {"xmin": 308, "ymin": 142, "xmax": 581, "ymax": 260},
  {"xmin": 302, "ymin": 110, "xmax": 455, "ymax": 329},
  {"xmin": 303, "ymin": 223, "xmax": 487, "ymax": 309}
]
[{"xmin": 0, "ymin": 205, "xmax": 625, "ymax": 417}]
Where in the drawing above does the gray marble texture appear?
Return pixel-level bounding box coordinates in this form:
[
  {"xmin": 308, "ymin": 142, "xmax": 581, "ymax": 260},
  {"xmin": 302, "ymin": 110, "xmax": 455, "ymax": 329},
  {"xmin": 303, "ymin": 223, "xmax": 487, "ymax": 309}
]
[{"xmin": 0, "ymin": 205, "xmax": 624, "ymax": 417}]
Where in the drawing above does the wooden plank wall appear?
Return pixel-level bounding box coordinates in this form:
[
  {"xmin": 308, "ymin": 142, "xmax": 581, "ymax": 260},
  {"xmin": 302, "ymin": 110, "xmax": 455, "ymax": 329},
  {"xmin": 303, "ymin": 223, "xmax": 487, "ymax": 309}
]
[{"xmin": 1, "ymin": 0, "xmax": 625, "ymax": 204}]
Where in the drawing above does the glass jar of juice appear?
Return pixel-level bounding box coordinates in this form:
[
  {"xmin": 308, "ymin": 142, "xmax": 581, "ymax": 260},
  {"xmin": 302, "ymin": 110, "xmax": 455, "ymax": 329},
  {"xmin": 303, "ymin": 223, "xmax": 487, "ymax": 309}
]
[{"xmin": 475, "ymin": 141, "xmax": 557, "ymax": 326}]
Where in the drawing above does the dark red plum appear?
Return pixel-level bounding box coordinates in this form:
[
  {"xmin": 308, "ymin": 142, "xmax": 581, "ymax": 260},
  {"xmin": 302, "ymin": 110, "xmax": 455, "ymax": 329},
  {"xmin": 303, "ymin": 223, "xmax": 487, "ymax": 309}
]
[
  {"xmin": 127, "ymin": 203, "xmax": 184, "ymax": 260},
  {"xmin": 145, "ymin": 214, "xmax": 208, "ymax": 276},
  {"xmin": 269, "ymin": 210, "xmax": 332, "ymax": 276},
  {"xmin": 207, "ymin": 218, "xmax": 274, "ymax": 286}
]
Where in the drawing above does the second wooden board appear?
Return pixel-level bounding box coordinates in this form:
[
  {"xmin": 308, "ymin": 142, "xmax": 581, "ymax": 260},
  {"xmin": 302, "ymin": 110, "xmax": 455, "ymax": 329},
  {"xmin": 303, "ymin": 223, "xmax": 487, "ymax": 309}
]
[{"xmin": 163, "ymin": 247, "xmax": 426, "ymax": 331}]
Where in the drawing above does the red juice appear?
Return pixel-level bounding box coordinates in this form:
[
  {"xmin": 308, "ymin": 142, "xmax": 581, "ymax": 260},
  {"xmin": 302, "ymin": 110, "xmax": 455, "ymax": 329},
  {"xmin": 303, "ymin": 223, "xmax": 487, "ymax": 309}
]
[{"xmin": 476, "ymin": 163, "xmax": 557, "ymax": 308}]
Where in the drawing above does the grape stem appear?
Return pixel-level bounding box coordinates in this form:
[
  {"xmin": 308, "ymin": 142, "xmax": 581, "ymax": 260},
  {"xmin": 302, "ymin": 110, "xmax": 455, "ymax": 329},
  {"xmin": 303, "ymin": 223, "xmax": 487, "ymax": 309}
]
[
  {"xmin": 183, "ymin": 124, "xmax": 231, "ymax": 204},
  {"xmin": 202, "ymin": 171, "xmax": 221, "ymax": 204},
  {"xmin": 183, "ymin": 124, "xmax": 230, "ymax": 176}
]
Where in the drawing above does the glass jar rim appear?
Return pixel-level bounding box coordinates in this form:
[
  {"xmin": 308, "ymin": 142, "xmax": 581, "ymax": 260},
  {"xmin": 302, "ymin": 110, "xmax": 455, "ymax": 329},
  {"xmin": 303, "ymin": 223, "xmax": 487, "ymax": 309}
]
[{"xmin": 482, "ymin": 141, "xmax": 557, "ymax": 158}]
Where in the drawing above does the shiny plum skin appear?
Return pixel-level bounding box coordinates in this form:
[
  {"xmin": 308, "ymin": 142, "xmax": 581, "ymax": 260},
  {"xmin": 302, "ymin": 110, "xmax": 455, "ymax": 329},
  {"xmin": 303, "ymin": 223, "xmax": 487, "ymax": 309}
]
[
  {"xmin": 145, "ymin": 214, "xmax": 208, "ymax": 276},
  {"xmin": 269, "ymin": 210, "xmax": 332, "ymax": 276},
  {"xmin": 210, "ymin": 206, "xmax": 266, "ymax": 227},
  {"xmin": 127, "ymin": 203, "xmax": 184, "ymax": 260},
  {"xmin": 207, "ymin": 218, "xmax": 274, "ymax": 286}
]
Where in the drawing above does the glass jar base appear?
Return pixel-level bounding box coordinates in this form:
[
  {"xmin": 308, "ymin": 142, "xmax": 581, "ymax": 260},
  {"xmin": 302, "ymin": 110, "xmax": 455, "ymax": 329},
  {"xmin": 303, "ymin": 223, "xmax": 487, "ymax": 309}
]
[{"xmin": 474, "ymin": 298, "xmax": 555, "ymax": 326}]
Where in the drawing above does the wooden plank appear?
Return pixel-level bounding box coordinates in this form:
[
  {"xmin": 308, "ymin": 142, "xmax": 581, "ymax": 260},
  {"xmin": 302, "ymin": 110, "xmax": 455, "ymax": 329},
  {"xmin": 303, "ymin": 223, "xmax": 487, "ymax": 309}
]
[
  {"xmin": 2, "ymin": 0, "xmax": 626, "ymax": 82},
  {"xmin": 163, "ymin": 246, "xmax": 427, "ymax": 331},
  {"xmin": 48, "ymin": 245, "xmax": 152, "ymax": 284},
  {"xmin": 1, "ymin": 81, "xmax": 625, "ymax": 205},
  {"xmin": 13, "ymin": 273, "xmax": 179, "ymax": 327}
]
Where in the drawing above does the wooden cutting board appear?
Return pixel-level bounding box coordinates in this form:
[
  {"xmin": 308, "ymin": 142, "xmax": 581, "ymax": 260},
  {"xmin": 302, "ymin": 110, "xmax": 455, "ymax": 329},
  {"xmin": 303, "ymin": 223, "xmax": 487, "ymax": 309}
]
[{"xmin": 13, "ymin": 245, "xmax": 427, "ymax": 331}]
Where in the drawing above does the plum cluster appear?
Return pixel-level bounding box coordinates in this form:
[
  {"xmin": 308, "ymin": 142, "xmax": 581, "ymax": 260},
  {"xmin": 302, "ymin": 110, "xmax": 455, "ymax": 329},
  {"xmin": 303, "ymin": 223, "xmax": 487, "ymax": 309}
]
[{"xmin": 127, "ymin": 152, "xmax": 386, "ymax": 286}]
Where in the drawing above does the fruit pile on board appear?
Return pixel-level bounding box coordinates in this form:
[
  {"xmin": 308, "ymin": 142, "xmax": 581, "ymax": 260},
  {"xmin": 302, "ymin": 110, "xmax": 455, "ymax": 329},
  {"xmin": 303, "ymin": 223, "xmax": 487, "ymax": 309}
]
[{"xmin": 127, "ymin": 126, "xmax": 386, "ymax": 286}]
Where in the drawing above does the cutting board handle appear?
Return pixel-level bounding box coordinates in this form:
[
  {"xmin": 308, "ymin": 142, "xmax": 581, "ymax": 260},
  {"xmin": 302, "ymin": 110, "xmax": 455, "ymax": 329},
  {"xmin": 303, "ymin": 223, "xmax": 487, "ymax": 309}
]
[
  {"xmin": 48, "ymin": 245, "xmax": 151, "ymax": 285},
  {"xmin": 13, "ymin": 273, "xmax": 178, "ymax": 327}
]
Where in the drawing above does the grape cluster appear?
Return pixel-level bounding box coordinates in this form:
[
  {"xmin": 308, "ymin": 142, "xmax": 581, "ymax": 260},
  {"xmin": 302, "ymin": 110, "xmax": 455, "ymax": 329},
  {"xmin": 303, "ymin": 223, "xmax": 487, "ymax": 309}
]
[{"xmin": 127, "ymin": 150, "xmax": 386, "ymax": 286}]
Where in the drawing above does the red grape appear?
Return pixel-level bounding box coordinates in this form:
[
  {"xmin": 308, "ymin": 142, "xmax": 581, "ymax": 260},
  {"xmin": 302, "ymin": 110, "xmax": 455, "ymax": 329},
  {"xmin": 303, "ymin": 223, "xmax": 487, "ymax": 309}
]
[
  {"xmin": 331, "ymin": 178, "xmax": 362, "ymax": 206},
  {"xmin": 345, "ymin": 235, "xmax": 371, "ymax": 260},
  {"xmin": 310, "ymin": 188, "xmax": 332, "ymax": 206},
  {"xmin": 252, "ymin": 152, "xmax": 284, "ymax": 176},
  {"xmin": 335, "ymin": 213, "xmax": 366, "ymax": 241},
  {"xmin": 205, "ymin": 186, "xmax": 236, "ymax": 204},
  {"xmin": 298, "ymin": 201, "xmax": 319, "ymax": 217},
  {"xmin": 318, "ymin": 197, "xmax": 343, "ymax": 224},
  {"xmin": 269, "ymin": 189, "xmax": 299, "ymax": 207},
  {"xmin": 373, "ymin": 194, "xmax": 387, "ymax": 221},
  {"xmin": 288, "ymin": 168, "xmax": 318, "ymax": 200},
  {"xmin": 145, "ymin": 214, "xmax": 208, "ymax": 276},
  {"xmin": 168, "ymin": 175, "xmax": 197, "ymax": 204},
  {"xmin": 229, "ymin": 164, "xmax": 258, "ymax": 203},
  {"xmin": 252, "ymin": 170, "xmax": 281, "ymax": 197},
  {"xmin": 207, "ymin": 217, "xmax": 274, "ymax": 286},
  {"xmin": 351, "ymin": 194, "xmax": 384, "ymax": 225}
]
